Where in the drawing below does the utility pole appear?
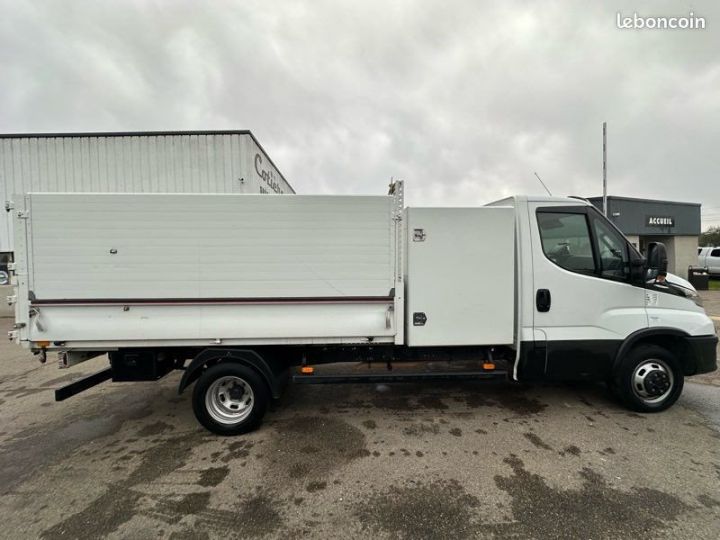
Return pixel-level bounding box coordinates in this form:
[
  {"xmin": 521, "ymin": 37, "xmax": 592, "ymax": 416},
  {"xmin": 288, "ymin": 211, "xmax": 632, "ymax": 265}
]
[{"xmin": 602, "ymin": 122, "xmax": 608, "ymax": 216}]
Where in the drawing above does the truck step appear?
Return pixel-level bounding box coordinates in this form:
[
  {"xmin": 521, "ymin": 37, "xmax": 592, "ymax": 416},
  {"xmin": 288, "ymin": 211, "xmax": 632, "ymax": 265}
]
[
  {"xmin": 292, "ymin": 370, "xmax": 508, "ymax": 384},
  {"xmin": 55, "ymin": 367, "xmax": 112, "ymax": 401}
]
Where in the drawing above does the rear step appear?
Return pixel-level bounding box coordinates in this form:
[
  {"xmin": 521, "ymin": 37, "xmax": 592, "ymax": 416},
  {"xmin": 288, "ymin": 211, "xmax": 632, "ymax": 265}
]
[
  {"xmin": 55, "ymin": 367, "xmax": 112, "ymax": 401},
  {"xmin": 293, "ymin": 370, "xmax": 508, "ymax": 384}
]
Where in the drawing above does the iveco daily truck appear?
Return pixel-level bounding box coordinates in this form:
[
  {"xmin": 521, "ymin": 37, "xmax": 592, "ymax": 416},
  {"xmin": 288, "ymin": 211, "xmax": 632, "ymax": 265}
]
[{"xmin": 7, "ymin": 182, "xmax": 717, "ymax": 435}]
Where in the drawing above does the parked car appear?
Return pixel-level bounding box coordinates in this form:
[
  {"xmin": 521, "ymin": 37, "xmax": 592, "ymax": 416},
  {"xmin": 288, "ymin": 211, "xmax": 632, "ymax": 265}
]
[
  {"xmin": 0, "ymin": 252, "xmax": 9, "ymax": 285},
  {"xmin": 698, "ymin": 247, "xmax": 720, "ymax": 276}
]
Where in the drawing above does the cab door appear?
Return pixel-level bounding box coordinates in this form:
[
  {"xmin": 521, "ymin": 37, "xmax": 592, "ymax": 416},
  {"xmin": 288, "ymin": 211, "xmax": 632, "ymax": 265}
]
[{"xmin": 529, "ymin": 203, "xmax": 647, "ymax": 380}]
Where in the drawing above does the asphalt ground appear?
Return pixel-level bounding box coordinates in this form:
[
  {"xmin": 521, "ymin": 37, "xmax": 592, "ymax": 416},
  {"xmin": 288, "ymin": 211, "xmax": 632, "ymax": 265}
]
[{"xmin": 0, "ymin": 293, "xmax": 719, "ymax": 539}]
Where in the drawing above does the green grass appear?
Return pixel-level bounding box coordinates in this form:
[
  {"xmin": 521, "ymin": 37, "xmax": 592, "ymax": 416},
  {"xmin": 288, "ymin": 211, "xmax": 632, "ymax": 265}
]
[{"xmin": 709, "ymin": 279, "xmax": 720, "ymax": 291}]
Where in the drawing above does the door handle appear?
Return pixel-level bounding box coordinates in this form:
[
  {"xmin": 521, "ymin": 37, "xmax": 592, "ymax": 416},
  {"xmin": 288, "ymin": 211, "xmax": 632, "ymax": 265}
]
[{"xmin": 536, "ymin": 289, "xmax": 551, "ymax": 312}]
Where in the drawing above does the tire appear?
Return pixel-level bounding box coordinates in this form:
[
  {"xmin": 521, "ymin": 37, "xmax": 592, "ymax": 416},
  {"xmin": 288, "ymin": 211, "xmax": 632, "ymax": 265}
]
[
  {"xmin": 614, "ymin": 344, "xmax": 684, "ymax": 413},
  {"xmin": 192, "ymin": 362, "xmax": 269, "ymax": 435}
]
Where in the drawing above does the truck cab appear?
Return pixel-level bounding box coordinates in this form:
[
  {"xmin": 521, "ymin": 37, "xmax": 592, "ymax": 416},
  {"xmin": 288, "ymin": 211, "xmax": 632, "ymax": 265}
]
[{"xmin": 503, "ymin": 196, "xmax": 716, "ymax": 412}]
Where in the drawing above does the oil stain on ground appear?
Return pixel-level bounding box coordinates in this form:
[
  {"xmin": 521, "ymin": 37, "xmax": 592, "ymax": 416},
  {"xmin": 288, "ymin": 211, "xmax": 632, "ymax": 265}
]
[
  {"xmin": 218, "ymin": 439, "xmax": 254, "ymax": 463},
  {"xmin": 402, "ymin": 421, "xmax": 441, "ymax": 437},
  {"xmin": 41, "ymin": 431, "xmax": 208, "ymax": 538},
  {"xmin": 0, "ymin": 393, "xmax": 153, "ymax": 495},
  {"xmin": 197, "ymin": 466, "xmax": 229, "ymax": 487},
  {"xmin": 153, "ymin": 491, "xmax": 212, "ymax": 522},
  {"xmin": 462, "ymin": 386, "xmax": 547, "ymax": 415},
  {"xmin": 136, "ymin": 420, "xmax": 175, "ymax": 437},
  {"xmin": 490, "ymin": 454, "xmax": 690, "ymax": 539},
  {"xmin": 523, "ymin": 432, "xmax": 552, "ymax": 450},
  {"xmin": 195, "ymin": 493, "xmax": 283, "ymax": 538},
  {"xmin": 354, "ymin": 479, "xmax": 480, "ymax": 539},
  {"xmin": 267, "ymin": 416, "xmax": 369, "ymax": 483}
]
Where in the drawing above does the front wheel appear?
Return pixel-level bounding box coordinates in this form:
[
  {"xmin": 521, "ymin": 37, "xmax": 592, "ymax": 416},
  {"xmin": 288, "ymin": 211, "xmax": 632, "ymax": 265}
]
[
  {"xmin": 614, "ymin": 344, "xmax": 684, "ymax": 413},
  {"xmin": 192, "ymin": 363, "xmax": 269, "ymax": 435}
]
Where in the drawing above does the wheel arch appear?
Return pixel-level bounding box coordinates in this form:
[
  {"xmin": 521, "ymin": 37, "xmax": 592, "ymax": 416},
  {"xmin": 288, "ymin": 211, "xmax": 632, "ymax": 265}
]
[
  {"xmin": 178, "ymin": 348, "xmax": 283, "ymax": 398},
  {"xmin": 614, "ymin": 328, "xmax": 696, "ymax": 376}
]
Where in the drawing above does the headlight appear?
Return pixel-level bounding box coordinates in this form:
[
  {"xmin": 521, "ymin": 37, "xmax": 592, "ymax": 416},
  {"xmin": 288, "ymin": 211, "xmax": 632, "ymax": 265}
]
[
  {"xmin": 0, "ymin": 270, "xmax": 8, "ymax": 286},
  {"xmin": 684, "ymin": 288, "xmax": 703, "ymax": 307}
]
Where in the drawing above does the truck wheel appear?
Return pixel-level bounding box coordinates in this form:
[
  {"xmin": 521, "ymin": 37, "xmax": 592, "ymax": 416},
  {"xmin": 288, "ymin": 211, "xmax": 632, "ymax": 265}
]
[
  {"xmin": 614, "ymin": 344, "xmax": 683, "ymax": 413},
  {"xmin": 192, "ymin": 363, "xmax": 269, "ymax": 435}
]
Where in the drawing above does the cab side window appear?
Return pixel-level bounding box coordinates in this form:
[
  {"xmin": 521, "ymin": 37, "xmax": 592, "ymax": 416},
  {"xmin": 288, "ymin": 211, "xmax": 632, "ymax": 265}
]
[
  {"xmin": 537, "ymin": 212, "xmax": 596, "ymax": 274},
  {"xmin": 711, "ymin": 249, "xmax": 720, "ymax": 257},
  {"xmin": 591, "ymin": 216, "xmax": 629, "ymax": 280}
]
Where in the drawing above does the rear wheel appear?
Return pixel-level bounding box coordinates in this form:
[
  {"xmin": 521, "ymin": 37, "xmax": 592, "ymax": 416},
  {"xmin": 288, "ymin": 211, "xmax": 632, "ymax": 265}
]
[
  {"xmin": 192, "ymin": 363, "xmax": 269, "ymax": 435},
  {"xmin": 614, "ymin": 344, "xmax": 683, "ymax": 412}
]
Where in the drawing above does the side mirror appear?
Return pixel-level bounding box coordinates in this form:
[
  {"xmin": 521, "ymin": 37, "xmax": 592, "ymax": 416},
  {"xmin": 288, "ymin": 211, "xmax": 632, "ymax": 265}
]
[{"xmin": 646, "ymin": 242, "xmax": 668, "ymax": 275}]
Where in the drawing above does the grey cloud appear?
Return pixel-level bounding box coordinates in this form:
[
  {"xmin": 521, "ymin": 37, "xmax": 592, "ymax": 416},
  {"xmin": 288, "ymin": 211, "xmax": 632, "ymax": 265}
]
[{"xmin": 1, "ymin": 0, "xmax": 718, "ymax": 225}]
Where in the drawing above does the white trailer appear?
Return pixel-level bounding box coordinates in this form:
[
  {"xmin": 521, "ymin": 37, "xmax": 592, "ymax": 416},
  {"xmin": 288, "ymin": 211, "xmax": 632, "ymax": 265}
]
[
  {"xmin": 0, "ymin": 130, "xmax": 294, "ymax": 258},
  {"xmin": 7, "ymin": 183, "xmax": 718, "ymax": 435}
]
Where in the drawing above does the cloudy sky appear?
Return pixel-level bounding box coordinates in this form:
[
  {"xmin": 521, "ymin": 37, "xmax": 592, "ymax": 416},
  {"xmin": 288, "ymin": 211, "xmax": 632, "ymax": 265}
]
[{"xmin": 1, "ymin": 0, "xmax": 719, "ymax": 227}]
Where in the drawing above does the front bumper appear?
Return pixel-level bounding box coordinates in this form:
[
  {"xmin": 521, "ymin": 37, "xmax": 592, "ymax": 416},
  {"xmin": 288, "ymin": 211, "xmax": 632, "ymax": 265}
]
[{"xmin": 687, "ymin": 334, "xmax": 718, "ymax": 375}]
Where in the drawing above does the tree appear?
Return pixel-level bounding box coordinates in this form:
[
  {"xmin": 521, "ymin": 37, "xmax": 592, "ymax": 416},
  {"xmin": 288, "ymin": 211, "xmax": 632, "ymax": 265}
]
[{"xmin": 700, "ymin": 226, "xmax": 720, "ymax": 247}]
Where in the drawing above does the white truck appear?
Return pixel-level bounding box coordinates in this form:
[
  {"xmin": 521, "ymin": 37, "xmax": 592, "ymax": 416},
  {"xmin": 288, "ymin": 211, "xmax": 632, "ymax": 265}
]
[
  {"xmin": 697, "ymin": 247, "xmax": 720, "ymax": 276},
  {"xmin": 7, "ymin": 183, "xmax": 717, "ymax": 435}
]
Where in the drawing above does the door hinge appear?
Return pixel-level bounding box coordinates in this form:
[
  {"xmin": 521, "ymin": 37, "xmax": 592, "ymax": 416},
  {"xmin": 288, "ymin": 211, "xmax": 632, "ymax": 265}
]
[
  {"xmin": 17, "ymin": 210, "xmax": 30, "ymax": 219},
  {"xmin": 6, "ymin": 295, "xmax": 16, "ymax": 306},
  {"xmin": 4, "ymin": 200, "xmax": 14, "ymax": 212}
]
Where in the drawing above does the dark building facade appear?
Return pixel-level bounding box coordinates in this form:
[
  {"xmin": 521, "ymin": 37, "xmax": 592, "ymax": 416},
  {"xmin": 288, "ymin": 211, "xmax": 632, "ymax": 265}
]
[{"xmin": 587, "ymin": 196, "xmax": 701, "ymax": 279}]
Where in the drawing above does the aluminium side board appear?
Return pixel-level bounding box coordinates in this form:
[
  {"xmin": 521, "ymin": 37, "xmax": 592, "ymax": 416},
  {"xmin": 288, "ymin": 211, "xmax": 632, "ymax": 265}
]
[{"xmin": 12, "ymin": 192, "xmax": 403, "ymax": 348}]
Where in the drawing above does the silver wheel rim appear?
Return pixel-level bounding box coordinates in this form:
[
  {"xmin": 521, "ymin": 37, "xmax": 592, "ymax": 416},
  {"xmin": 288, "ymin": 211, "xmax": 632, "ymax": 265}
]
[
  {"xmin": 631, "ymin": 359, "xmax": 674, "ymax": 405},
  {"xmin": 205, "ymin": 376, "xmax": 254, "ymax": 425}
]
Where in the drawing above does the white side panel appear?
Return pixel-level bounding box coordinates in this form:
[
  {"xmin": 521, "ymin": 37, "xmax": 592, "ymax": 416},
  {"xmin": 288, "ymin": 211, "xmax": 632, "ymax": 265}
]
[
  {"xmin": 646, "ymin": 289, "xmax": 715, "ymax": 336},
  {"xmin": 27, "ymin": 302, "xmax": 395, "ymax": 345},
  {"xmin": 28, "ymin": 193, "xmax": 394, "ymax": 300},
  {"xmin": 406, "ymin": 207, "xmax": 515, "ymax": 346}
]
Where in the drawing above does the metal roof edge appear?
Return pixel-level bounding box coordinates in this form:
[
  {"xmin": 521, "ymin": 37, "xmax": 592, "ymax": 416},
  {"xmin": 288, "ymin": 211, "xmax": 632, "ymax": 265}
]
[
  {"xmin": 0, "ymin": 129, "xmax": 253, "ymax": 139},
  {"xmin": 585, "ymin": 195, "xmax": 701, "ymax": 207}
]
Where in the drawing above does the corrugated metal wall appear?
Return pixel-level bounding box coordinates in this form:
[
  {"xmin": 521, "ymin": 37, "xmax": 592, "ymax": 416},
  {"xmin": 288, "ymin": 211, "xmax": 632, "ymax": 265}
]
[{"xmin": 0, "ymin": 131, "xmax": 294, "ymax": 252}]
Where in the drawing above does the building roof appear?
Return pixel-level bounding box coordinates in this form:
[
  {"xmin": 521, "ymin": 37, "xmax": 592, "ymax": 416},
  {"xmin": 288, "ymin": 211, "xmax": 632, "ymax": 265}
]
[
  {"xmin": 586, "ymin": 195, "xmax": 700, "ymax": 207},
  {"xmin": 586, "ymin": 195, "xmax": 701, "ymax": 236},
  {"xmin": 0, "ymin": 129, "xmax": 293, "ymax": 193}
]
